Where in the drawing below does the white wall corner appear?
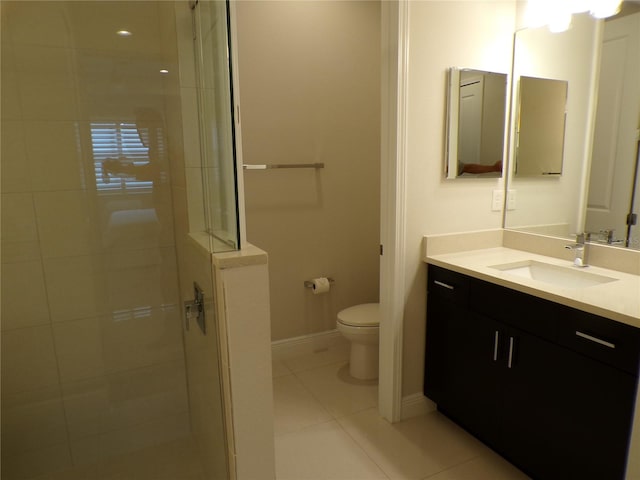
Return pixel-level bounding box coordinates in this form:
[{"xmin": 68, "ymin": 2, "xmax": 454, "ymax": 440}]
[{"xmin": 219, "ymin": 262, "xmax": 275, "ymax": 480}]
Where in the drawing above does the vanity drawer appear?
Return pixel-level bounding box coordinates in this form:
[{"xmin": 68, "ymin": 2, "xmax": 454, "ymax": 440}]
[
  {"xmin": 556, "ymin": 309, "xmax": 640, "ymax": 376},
  {"xmin": 427, "ymin": 265, "xmax": 470, "ymax": 305},
  {"xmin": 469, "ymin": 278, "xmax": 558, "ymax": 343}
]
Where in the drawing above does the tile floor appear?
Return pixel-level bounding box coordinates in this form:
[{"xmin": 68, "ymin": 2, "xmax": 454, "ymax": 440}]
[
  {"xmin": 272, "ymin": 343, "xmax": 531, "ymax": 480},
  {"xmin": 28, "ymin": 438, "xmax": 206, "ymax": 480},
  {"xmin": 24, "ymin": 340, "xmax": 531, "ymax": 480}
]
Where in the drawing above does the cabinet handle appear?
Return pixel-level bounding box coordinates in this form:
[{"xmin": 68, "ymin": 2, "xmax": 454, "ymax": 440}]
[
  {"xmin": 434, "ymin": 280, "xmax": 454, "ymax": 290},
  {"xmin": 575, "ymin": 330, "xmax": 616, "ymax": 349},
  {"xmin": 493, "ymin": 331, "xmax": 500, "ymax": 362},
  {"xmin": 508, "ymin": 336, "xmax": 515, "ymax": 369}
]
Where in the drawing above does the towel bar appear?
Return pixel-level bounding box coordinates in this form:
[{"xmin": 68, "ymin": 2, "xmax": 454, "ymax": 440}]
[{"xmin": 243, "ymin": 163, "xmax": 324, "ymax": 170}]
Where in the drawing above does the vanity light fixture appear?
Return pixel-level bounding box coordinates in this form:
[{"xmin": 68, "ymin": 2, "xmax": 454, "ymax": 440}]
[
  {"xmin": 526, "ymin": 0, "xmax": 623, "ymax": 32},
  {"xmin": 589, "ymin": 0, "xmax": 623, "ymax": 18},
  {"xmin": 525, "ymin": 0, "xmax": 553, "ymax": 28},
  {"xmin": 116, "ymin": 30, "xmax": 132, "ymax": 37},
  {"xmin": 548, "ymin": 10, "xmax": 573, "ymax": 32},
  {"xmin": 159, "ymin": 69, "xmax": 169, "ymax": 74}
]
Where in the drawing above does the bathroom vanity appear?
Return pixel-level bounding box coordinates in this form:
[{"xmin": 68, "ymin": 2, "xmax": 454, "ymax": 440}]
[{"xmin": 423, "ymin": 245, "xmax": 640, "ymax": 480}]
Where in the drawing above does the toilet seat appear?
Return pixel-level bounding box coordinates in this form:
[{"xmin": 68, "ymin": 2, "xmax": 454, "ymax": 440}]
[{"xmin": 337, "ymin": 303, "xmax": 379, "ymax": 327}]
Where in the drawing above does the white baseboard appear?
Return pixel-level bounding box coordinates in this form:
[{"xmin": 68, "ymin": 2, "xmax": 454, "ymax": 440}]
[
  {"xmin": 401, "ymin": 392, "xmax": 436, "ymax": 420},
  {"xmin": 272, "ymin": 329, "xmax": 346, "ymax": 358}
]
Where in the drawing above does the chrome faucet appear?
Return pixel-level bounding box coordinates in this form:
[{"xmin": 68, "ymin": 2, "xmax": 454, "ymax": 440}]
[
  {"xmin": 588, "ymin": 229, "xmax": 617, "ymax": 245},
  {"xmin": 600, "ymin": 229, "xmax": 615, "ymax": 245},
  {"xmin": 565, "ymin": 233, "xmax": 590, "ymax": 268}
]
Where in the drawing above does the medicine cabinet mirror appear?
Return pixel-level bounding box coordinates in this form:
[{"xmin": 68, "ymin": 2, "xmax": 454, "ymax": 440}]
[
  {"xmin": 514, "ymin": 76, "xmax": 568, "ymax": 177},
  {"xmin": 445, "ymin": 67, "xmax": 507, "ymax": 179}
]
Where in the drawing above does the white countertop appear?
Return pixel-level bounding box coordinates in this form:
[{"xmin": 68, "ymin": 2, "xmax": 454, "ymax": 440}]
[{"xmin": 425, "ymin": 247, "xmax": 640, "ymax": 328}]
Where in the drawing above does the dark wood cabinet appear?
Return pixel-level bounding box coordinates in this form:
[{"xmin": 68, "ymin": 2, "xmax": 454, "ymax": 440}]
[
  {"xmin": 424, "ymin": 264, "xmax": 639, "ymax": 480},
  {"xmin": 424, "ymin": 294, "xmax": 503, "ymax": 448}
]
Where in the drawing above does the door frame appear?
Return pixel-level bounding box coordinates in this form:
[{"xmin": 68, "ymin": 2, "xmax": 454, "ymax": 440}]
[{"xmin": 379, "ymin": 0, "xmax": 408, "ymax": 423}]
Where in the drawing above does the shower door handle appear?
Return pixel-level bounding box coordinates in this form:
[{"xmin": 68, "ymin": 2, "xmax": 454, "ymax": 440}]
[{"xmin": 184, "ymin": 282, "xmax": 206, "ymax": 334}]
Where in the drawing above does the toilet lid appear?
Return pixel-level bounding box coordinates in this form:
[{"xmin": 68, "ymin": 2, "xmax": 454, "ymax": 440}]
[{"xmin": 337, "ymin": 303, "xmax": 380, "ymax": 327}]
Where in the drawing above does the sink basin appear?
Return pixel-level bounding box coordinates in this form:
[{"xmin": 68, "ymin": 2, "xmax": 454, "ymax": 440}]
[{"xmin": 490, "ymin": 260, "xmax": 618, "ymax": 289}]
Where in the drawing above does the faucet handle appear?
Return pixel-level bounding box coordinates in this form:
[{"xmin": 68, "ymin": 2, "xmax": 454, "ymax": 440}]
[
  {"xmin": 585, "ymin": 229, "xmax": 617, "ymax": 244},
  {"xmin": 600, "ymin": 229, "xmax": 614, "ymax": 244},
  {"xmin": 574, "ymin": 232, "xmax": 591, "ymax": 244}
]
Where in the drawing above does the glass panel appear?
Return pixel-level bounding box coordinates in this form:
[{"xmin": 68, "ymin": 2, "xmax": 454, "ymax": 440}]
[
  {"xmin": 0, "ymin": 2, "xmax": 229, "ymax": 478},
  {"xmin": 193, "ymin": 0, "xmax": 240, "ymax": 252}
]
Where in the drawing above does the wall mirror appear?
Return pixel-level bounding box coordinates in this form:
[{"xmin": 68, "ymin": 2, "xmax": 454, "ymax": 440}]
[
  {"xmin": 505, "ymin": 6, "xmax": 640, "ymax": 250},
  {"xmin": 504, "ymin": 12, "xmax": 601, "ymax": 239},
  {"xmin": 445, "ymin": 67, "xmax": 507, "ymax": 179},
  {"xmin": 515, "ymin": 75, "xmax": 568, "ymax": 176},
  {"xmin": 584, "ymin": 9, "xmax": 640, "ymax": 249}
]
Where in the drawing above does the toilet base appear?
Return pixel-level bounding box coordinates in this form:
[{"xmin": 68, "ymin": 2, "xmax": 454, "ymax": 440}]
[{"xmin": 349, "ymin": 342, "xmax": 379, "ymax": 380}]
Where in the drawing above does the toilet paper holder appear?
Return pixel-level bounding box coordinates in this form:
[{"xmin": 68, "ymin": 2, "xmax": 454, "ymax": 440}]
[{"xmin": 304, "ymin": 277, "xmax": 335, "ymax": 288}]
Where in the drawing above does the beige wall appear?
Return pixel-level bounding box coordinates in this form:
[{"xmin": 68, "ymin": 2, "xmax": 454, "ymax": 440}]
[
  {"xmin": 0, "ymin": 2, "xmax": 191, "ymax": 477},
  {"xmin": 402, "ymin": 1, "xmax": 517, "ymax": 395},
  {"xmin": 236, "ymin": 1, "xmax": 381, "ymax": 341}
]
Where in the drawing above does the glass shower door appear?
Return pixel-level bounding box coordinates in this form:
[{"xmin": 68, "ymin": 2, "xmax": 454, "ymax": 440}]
[{"xmin": 0, "ymin": 2, "xmax": 235, "ymax": 479}]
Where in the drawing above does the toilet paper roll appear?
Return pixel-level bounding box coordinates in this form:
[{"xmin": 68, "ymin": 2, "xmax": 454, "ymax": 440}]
[{"xmin": 311, "ymin": 277, "xmax": 331, "ymax": 295}]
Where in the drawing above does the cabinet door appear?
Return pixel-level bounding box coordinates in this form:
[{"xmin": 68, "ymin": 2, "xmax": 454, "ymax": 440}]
[
  {"xmin": 500, "ymin": 326, "xmax": 637, "ymax": 480},
  {"xmin": 424, "ymin": 294, "xmax": 503, "ymax": 448},
  {"xmin": 498, "ymin": 327, "xmax": 571, "ymax": 478},
  {"xmin": 551, "ymin": 348, "xmax": 636, "ymax": 480}
]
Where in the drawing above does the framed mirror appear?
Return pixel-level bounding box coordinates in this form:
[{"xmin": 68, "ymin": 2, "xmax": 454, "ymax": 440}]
[
  {"xmin": 504, "ymin": 12, "xmax": 600, "ymax": 239},
  {"xmin": 505, "ymin": 5, "xmax": 640, "ymax": 250},
  {"xmin": 515, "ymin": 75, "xmax": 568, "ymax": 176},
  {"xmin": 584, "ymin": 9, "xmax": 640, "ymax": 248},
  {"xmin": 445, "ymin": 67, "xmax": 507, "ymax": 179}
]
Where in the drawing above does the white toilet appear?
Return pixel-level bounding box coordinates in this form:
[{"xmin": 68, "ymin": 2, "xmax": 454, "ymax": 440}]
[{"xmin": 336, "ymin": 303, "xmax": 380, "ymax": 380}]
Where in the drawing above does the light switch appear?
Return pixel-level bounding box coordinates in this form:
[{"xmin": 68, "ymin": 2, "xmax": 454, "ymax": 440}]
[{"xmin": 492, "ymin": 190, "xmax": 504, "ymax": 211}]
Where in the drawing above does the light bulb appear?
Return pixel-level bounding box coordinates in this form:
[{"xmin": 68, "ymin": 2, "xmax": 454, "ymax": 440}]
[
  {"xmin": 590, "ymin": 0, "xmax": 622, "ymax": 18},
  {"xmin": 526, "ymin": 0, "xmax": 552, "ymax": 28},
  {"xmin": 567, "ymin": 0, "xmax": 589, "ymax": 14}
]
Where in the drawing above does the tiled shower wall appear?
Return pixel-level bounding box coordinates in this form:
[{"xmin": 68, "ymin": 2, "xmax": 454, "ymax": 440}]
[{"xmin": 1, "ymin": 2, "xmax": 191, "ymax": 478}]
